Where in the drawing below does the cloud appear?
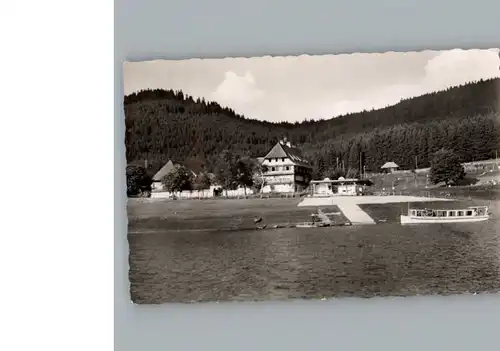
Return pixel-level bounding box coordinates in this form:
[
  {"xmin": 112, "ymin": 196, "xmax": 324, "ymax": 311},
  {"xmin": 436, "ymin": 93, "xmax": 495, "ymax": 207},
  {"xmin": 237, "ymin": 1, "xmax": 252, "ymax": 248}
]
[
  {"xmin": 124, "ymin": 49, "xmax": 500, "ymax": 123},
  {"xmin": 210, "ymin": 71, "xmax": 265, "ymax": 107},
  {"xmin": 422, "ymin": 48, "xmax": 500, "ymax": 91},
  {"xmin": 312, "ymin": 49, "xmax": 500, "ymax": 120}
]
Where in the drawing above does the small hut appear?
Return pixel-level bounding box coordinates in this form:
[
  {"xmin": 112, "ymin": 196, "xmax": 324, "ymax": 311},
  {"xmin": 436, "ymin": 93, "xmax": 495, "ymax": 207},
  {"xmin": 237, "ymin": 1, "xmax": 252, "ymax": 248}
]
[{"xmin": 381, "ymin": 161, "xmax": 399, "ymax": 173}]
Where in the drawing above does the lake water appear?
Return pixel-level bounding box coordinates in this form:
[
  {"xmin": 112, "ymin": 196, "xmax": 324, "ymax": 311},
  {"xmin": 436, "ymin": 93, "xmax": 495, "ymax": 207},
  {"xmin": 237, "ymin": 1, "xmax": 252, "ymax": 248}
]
[{"xmin": 128, "ymin": 218, "xmax": 500, "ymax": 304}]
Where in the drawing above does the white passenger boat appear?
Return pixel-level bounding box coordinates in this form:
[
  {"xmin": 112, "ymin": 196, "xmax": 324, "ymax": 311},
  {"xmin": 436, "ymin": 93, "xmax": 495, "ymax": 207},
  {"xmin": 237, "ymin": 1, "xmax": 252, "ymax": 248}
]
[{"xmin": 400, "ymin": 206, "xmax": 489, "ymax": 225}]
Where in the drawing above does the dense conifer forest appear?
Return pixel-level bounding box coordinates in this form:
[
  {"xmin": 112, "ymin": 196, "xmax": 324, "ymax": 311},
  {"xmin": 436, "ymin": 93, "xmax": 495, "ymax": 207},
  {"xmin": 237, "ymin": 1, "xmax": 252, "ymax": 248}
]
[{"xmin": 124, "ymin": 78, "xmax": 500, "ymax": 177}]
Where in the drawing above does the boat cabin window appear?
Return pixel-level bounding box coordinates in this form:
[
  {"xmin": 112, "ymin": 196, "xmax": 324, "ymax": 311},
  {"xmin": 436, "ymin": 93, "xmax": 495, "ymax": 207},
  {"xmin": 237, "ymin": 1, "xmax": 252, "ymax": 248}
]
[
  {"xmin": 411, "ymin": 210, "xmax": 416, "ymax": 216},
  {"xmin": 416, "ymin": 210, "xmax": 422, "ymax": 217},
  {"xmin": 448, "ymin": 211, "xmax": 455, "ymax": 217},
  {"xmin": 437, "ymin": 211, "xmax": 447, "ymax": 217},
  {"xmin": 457, "ymin": 211, "xmax": 464, "ymax": 217},
  {"xmin": 477, "ymin": 208, "xmax": 486, "ymax": 216},
  {"xmin": 466, "ymin": 210, "xmax": 473, "ymax": 216}
]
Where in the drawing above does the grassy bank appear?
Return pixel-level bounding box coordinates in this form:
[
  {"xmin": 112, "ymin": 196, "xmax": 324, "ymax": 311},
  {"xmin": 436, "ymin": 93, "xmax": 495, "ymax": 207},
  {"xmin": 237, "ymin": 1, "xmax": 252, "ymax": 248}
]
[
  {"xmin": 360, "ymin": 201, "xmax": 463, "ymax": 223},
  {"xmin": 361, "ymin": 197, "xmax": 499, "ymax": 224},
  {"xmin": 128, "ymin": 197, "xmax": 350, "ymax": 232},
  {"xmin": 393, "ymin": 184, "xmax": 499, "ymax": 202}
]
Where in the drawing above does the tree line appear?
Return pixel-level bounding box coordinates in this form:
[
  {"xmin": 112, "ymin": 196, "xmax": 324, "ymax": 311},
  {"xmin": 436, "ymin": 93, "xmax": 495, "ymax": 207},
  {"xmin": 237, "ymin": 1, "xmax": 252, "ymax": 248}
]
[
  {"xmin": 127, "ymin": 150, "xmax": 268, "ymax": 197},
  {"xmin": 124, "ymin": 78, "xmax": 500, "ymax": 178},
  {"xmin": 309, "ymin": 113, "xmax": 499, "ymax": 179},
  {"xmin": 126, "ymin": 146, "xmax": 470, "ymax": 197}
]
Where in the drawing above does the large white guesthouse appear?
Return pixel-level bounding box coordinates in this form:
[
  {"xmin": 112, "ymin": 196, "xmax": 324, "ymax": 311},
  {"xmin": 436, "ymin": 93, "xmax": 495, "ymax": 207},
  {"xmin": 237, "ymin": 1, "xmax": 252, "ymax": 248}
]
[{"xmin": 259, "ymin": 139, "xmax": 313, "ymax": 193}]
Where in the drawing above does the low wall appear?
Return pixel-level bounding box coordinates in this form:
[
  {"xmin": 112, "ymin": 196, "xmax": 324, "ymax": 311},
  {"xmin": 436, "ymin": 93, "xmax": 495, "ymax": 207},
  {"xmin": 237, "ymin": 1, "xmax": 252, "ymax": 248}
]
[{"xmin": 151, "ymin": 188, "xmax": 254, "ymax": 199}]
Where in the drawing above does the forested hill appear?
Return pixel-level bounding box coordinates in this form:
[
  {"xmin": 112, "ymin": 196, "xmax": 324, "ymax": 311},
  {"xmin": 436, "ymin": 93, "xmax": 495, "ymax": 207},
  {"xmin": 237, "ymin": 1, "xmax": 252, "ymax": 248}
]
[{"xmin": 124, "ymin": 78, "xmax": 500, "ymax": 176}]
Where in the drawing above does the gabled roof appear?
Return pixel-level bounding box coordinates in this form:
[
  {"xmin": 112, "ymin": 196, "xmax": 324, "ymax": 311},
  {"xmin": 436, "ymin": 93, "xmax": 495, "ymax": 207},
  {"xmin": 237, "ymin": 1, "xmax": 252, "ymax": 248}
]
[
  {"xmin": 264, "ymin": 143, "xmax": 288, "ymax": 159},
  {"xmin": 381, "ymin": 162, "xmax": 399, "ymax": 169},
  {"xmin": 152, "ymin": 160, "xmax": 176, "ymax": 181},
  {"xmin": 152, "ymin": 159, "xmax": 198, "ymax": 181},
  {"xmin": 263, "ymin": 142, "xmax": 312, "ymax": 168}
]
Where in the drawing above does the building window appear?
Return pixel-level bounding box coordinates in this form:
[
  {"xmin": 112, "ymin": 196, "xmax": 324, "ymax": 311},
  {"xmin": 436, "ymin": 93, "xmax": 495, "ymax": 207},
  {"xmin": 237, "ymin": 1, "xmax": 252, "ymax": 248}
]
[
  {"xmin": 271, "ymin": 167, "xmax": 275, "ymax": 171},
  {"xmin": 285, "ymin": 166, "xmax": 289, "ymax": 170},
  {"xmin": 282, "ymin": 158, "xmax": 285, "ymax": 162}
]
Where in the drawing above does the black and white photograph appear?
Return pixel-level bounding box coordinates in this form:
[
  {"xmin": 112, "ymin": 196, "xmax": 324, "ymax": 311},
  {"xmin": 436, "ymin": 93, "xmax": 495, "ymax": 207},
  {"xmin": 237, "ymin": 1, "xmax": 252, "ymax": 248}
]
[{"xmin": 124, "ymin": 49, "xmax": 500, "ymax": 304}]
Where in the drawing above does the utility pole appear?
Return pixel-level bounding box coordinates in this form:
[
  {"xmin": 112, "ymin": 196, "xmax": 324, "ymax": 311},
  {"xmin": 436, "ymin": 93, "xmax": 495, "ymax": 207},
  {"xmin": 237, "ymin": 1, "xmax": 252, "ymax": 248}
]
[
  {"xmin": 414, "ymin": 156, "xmax": 418, "ymax": 187},
  {"xmin": 359, "ymin": 151, "xmax": 362, "ymax": 179}
]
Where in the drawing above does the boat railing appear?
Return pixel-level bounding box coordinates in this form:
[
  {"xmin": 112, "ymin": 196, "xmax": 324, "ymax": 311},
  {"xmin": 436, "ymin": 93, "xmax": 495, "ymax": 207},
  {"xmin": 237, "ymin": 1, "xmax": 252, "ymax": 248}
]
[{"xmin": 407, "ymin": 206, "xmax": 489, "ymax": 218}]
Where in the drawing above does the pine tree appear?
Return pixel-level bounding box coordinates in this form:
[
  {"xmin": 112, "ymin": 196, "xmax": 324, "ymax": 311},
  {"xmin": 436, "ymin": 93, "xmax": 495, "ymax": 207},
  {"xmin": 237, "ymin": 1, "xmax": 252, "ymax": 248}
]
[{"xmin": 429, "ymin": 148, "xmax": 466, "ymax": 185}]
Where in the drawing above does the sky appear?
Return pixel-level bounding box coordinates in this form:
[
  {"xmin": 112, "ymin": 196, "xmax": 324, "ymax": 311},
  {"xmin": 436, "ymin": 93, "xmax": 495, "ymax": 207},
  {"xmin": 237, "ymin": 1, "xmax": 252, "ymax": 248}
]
[{"xmin": 124, "ymin": 48, "xmax": 500, "ymax": 123}]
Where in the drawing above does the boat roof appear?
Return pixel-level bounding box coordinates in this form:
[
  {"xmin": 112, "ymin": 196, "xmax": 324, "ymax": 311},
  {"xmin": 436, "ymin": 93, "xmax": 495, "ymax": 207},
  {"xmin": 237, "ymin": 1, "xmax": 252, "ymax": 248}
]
[{"xmin": 409, "ymin": 206, "xmax": 488, "ymax": 210}]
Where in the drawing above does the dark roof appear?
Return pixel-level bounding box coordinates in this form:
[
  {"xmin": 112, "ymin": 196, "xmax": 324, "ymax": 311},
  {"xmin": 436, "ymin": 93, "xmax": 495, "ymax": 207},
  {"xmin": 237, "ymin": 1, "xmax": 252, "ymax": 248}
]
[{"xmin": 263, "ymin": 142, "xmax": 312, "ymax": 168}]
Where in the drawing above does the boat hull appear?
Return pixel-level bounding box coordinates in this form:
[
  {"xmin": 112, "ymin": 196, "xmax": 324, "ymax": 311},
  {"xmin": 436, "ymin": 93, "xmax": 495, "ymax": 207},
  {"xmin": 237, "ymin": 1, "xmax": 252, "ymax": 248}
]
[{"xmin": 400, "ymin": 215, "xmax": 489, "ymax": 225}]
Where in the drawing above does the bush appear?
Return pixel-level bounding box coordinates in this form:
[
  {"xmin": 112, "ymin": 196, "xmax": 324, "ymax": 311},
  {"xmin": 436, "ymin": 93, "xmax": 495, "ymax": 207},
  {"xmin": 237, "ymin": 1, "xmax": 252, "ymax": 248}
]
[{"xmin": 126, "ymin": 165, "xmax": 152, "ymax": 197}]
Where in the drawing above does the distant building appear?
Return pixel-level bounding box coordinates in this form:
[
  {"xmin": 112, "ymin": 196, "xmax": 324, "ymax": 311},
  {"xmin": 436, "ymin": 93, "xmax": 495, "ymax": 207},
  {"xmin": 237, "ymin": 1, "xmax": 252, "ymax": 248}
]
[
  {"xmin": 259, "ymin": 139, "xmax": 313, "ymax": 193},
  {"xmin": 151, "ymin": 160, "xmax": 197, "ymax": 191},
  {"xmin": 310, "ymin": 177, "xmax": 373, "ymax": 197},
  {"xmin": 381, "ymin": 161, "xmax": 399, "ymax": 173}
]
